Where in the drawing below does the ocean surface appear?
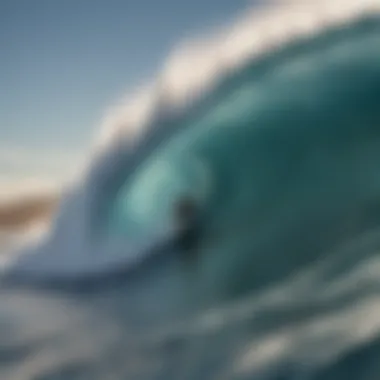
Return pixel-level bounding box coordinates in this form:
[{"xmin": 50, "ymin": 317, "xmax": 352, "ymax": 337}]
[{"xmin": 1, "ymin": 2, "xmax": 380, "ymax": 379}]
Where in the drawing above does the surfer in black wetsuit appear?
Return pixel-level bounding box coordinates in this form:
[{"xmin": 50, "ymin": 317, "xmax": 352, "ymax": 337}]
[{"xmin": 174, "ymin": 195, "xmax": 201, "ymax": 256}]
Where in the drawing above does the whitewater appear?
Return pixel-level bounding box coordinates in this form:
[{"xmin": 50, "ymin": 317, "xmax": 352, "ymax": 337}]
[{"xmin": 1, "ymin": 0, "xmax": 380, "ymax": 379}]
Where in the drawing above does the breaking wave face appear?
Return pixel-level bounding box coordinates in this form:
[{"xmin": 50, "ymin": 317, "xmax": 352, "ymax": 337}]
[{"xmin": 2, "ymin": 1, "xmax": 380, "ymax": 379}]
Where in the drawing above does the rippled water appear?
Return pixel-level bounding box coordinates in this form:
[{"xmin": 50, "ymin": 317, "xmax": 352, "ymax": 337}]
[
  {"xmin": 3, "ymin": 229, "xmax": 380, "ymax": 380},
  {"xmin": 1, "ymin": 3, "xmax": 380, "ymax": 379}
]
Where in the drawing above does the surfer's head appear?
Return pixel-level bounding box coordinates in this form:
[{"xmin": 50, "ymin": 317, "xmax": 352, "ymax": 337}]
[{"xmin": 174, "ymin": 196, "xmax": 197, "ymax": 228}]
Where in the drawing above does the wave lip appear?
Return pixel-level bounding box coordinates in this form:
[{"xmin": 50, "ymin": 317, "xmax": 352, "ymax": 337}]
[{"xmin": 97, "ymin": 0, "xmax": 380, "ymax": 154}]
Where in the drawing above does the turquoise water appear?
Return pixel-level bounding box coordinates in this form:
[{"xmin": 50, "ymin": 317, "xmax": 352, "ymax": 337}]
[{"xmin": 1, "ymin": 13, "xmax": 380, "ymax": 380}]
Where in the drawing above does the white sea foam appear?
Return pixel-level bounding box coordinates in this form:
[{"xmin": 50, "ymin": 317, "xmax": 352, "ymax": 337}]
[{"xmin": 96, "ymin": 0, "xmax": 380, "ymax": 154}]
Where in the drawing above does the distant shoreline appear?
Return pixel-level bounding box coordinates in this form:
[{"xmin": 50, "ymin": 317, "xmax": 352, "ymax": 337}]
[{"xmin": 0, "ymin": 194, "xmax": 58, "ymax": 231}]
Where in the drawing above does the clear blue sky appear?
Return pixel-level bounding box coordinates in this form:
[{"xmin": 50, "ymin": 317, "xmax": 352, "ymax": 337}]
[{"xmin": 0, "ymin": 0, "xmax": 251, "ymax": 192}]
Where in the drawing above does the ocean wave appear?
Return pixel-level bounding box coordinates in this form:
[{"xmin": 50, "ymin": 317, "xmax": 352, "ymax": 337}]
[{"xmin": 1, "ymin": 1, "xmax": 380, "ymax": 379}]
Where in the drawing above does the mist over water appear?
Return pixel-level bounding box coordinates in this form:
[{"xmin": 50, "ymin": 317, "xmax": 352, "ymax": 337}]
[{"xmin": 1, "ymin": 2, "xmax": 380, "ymax": 379}]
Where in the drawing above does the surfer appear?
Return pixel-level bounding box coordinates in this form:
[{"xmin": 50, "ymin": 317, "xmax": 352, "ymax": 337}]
[{"xmin": 173, "ymin": 195, "xmax": 201, "ymax": 255}]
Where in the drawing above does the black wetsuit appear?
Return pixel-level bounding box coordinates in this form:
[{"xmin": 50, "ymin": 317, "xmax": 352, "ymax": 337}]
[
  {"xmin": 174, "ymin": 198, "xmax": 201, "ymax": 254},
  {"xmin": 178, "ymin": 218, "xmax": 200, "ymax": 252}
]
